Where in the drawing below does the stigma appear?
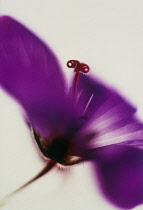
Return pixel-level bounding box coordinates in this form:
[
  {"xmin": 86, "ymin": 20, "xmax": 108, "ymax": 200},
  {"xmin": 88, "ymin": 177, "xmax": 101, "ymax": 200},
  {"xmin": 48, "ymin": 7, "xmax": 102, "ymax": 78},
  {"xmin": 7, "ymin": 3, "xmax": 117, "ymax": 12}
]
[{"xmin": 67, "ymin": 60, "xmax": 90, "ymax": 98}]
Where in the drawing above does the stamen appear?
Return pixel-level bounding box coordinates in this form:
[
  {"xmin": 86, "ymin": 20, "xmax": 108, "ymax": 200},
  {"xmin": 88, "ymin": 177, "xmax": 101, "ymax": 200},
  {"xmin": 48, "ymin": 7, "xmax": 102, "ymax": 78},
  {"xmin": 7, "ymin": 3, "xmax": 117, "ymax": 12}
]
[
  {"xmin": 77, "ymin": 89, "xmax": 83, "ymax": 103},
  {"xmin": 82, "ymin": 94, "xmax": 94, "ymax": 115},
  {"xmin": 67, "ymin": 60, "xmax": 90, "ymax": 98}
]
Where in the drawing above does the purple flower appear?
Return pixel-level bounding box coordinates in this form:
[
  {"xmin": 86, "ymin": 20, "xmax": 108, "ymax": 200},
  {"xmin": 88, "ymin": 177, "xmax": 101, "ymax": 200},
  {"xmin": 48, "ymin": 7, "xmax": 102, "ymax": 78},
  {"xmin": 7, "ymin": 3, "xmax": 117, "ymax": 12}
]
[{"xmin": 0, "ymin": 16, "xmax": 143, "ymax": 209}]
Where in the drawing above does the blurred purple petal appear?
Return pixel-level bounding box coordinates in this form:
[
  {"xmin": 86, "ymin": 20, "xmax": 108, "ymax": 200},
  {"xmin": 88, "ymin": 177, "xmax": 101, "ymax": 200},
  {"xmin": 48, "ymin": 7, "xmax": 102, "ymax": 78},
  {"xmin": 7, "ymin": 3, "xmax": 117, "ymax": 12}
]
[
  {"xmin": 75, "ymin": 74, "xmax": 143, "ymax": 149},
  {"xmin": 0, "ymin": 16, "xmax": 79, "ymax": 137},
  {"xmin": 76, "ymin": 74, "xmax": 136, "ymax": 123},
  {"xmin": 91, "ymin": 145, "xmax": 143, "ymax": 209},
  {"xmin": 75, "ymin": 74, "xmax": 143, "ymax": 208}
]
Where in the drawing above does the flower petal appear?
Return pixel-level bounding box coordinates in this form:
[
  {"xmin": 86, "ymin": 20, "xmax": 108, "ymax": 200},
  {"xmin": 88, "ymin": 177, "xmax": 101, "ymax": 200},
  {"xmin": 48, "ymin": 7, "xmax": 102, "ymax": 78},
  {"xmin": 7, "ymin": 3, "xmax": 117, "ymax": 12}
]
[
  {"xmin": 91, "ymin": 145, "xmax": 143, "ymax": 209},
  {"xmin": 76, "ymin": 74, "xmax": 136, "ymax": 120},
  {"xmin": 0, "ymin": 16, "xmax": 78, "ymax": 137},
  {"xmin": 76, "ymin": 74, "xmax": 143, "ymax": 149},
  {"xmin": 75, "ymin": 69, "xmax": 143, "ymax": 209}
]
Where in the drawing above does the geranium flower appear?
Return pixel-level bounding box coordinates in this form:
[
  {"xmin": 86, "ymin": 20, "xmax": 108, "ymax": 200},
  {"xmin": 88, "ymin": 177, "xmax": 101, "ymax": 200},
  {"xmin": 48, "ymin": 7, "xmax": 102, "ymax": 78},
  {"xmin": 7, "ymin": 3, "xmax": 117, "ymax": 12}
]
[{"xmin": 0, "ymin": 16, "xmax": 143, "ymax": 209}]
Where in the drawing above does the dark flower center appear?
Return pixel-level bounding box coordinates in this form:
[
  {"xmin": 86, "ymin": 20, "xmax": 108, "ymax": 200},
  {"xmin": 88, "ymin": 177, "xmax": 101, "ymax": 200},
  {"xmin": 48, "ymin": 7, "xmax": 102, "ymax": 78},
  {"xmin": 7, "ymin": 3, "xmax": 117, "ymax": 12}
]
[
  {"xmin": 45, "ymin": 136, "xmax": 69, "ymax": 163},
  {"xmin": 33, "ymin": 129, "xmax": 82, "ymax": 165}
]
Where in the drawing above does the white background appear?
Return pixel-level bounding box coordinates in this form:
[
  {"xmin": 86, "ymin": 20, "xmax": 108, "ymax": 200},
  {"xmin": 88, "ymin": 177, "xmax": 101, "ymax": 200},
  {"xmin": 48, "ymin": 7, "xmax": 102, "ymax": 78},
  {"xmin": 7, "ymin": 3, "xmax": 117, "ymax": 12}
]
[{"xmin": 0, "ymin": 0, "xmax": 143, "ymax": 209}]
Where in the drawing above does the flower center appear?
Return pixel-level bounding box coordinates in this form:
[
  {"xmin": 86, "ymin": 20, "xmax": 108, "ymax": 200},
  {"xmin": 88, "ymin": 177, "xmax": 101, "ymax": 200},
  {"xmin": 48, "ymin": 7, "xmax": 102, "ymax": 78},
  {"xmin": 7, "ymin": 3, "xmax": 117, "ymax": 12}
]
[{"xmin": 33, "ymin": 129, "xmax": 83, "ymax": 166}]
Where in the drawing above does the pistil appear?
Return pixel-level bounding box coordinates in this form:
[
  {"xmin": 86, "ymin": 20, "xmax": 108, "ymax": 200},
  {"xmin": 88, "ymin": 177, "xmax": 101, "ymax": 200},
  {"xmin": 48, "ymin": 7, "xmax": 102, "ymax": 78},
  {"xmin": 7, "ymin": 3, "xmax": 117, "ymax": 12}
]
[{"xmin": 67, "ymin": 60, "xmax": 90, "ymax": 98}]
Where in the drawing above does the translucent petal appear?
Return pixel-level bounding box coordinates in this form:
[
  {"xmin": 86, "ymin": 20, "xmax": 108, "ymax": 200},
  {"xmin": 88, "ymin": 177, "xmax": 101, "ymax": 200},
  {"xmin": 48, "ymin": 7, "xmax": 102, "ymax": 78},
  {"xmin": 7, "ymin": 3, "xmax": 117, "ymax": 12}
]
[{"xmin": 0, "ymin": 16, "xmax": 78, "ymax": 137}]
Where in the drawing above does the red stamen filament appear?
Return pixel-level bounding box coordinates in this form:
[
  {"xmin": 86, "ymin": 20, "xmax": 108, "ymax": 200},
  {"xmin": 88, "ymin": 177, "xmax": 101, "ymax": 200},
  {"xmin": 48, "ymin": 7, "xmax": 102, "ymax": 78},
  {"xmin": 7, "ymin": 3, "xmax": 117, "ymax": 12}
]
[
  {"xmin": 73, "ymin": 70, "xmax": 80, "ymax": 97},
  {"xmin": 67, "ymin": 60, "xmax": 90, "ymax": 98}
]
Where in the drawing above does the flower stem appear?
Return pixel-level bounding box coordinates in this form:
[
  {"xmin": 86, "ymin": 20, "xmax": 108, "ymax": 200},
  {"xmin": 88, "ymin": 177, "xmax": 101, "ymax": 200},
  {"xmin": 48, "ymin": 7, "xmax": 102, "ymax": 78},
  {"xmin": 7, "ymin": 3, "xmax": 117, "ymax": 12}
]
[{"xmin": 0, "ymin": 160, "xmax": 56, "ymax": 207}]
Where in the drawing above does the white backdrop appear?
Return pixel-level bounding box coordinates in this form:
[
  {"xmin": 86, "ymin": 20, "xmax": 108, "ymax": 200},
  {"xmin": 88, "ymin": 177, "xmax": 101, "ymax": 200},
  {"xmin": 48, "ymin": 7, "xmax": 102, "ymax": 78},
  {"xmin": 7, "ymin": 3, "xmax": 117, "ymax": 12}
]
[{"xmin": 0, "ymin": 0, "xmax": 143, "ymax": 209}]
